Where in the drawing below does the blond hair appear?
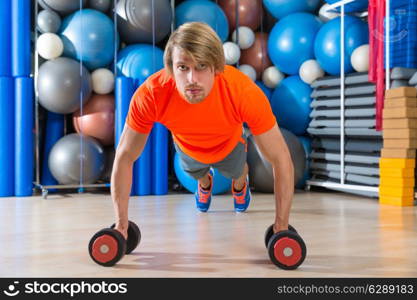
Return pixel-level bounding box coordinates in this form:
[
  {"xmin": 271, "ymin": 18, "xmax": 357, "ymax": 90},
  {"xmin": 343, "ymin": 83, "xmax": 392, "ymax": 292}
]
[{"xmin": 164, "ymin": 22, "xmax": 225, "ymax": 75}]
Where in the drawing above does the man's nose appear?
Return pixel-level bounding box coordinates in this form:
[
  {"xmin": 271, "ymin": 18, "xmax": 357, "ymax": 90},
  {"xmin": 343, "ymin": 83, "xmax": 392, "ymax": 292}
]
[{"xmin": 187, "ymin": 69, "xmax": 197, "ymax": 83}]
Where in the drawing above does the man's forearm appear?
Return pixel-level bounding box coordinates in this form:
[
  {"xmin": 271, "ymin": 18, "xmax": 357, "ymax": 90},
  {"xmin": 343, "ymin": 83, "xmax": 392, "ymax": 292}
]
[
  {"xmin": 272, "ymin": 159, "xmax": 294, "ymax": 232},
  {"xmin": 110, "ymin": 156, "xmax": 134, "ymax": 232}
]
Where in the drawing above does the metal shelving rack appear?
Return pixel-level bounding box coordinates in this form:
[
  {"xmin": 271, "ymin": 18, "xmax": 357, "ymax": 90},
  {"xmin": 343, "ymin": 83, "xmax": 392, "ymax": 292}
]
[
  {"xmin": 33, "ymin": 0, "xmax": 178, "ymax": 199},
  {"xmin": 32, "ymin": 1, "xmax": 114, "ymax": 198},
  {"xmin": 306, "ymin": 0, "xmax": 390, "ymax": 195}
]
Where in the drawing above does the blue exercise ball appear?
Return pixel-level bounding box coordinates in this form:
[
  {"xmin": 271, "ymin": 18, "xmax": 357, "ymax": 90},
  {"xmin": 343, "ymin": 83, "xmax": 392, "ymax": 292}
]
[
  {"xmin": 174, "ymin": 152, "xmax": 232, "ymax": 195},
  {"xmin": 60, "ymin": 9, "xmax": 119, "ymax": 70},
  {"xmin": 270, "ymin": 75, "xmax": 312, "ymax": 135},
  {"xmin": 268, "ymin": 13, "xmax": 322, "ymax": 75},
  {"xmin": 255, "ymin": 80, "xmax": 273, "ymax": 101},
  {"xmin": 325, "ymin": 0, "xmax": 368, "ymax": 13},
  {"xmin": 175, "ymin": 0, "xmax": 229, "ymax": 42},
  {"xmin": 295, "ymin": 135, "xmax": 311, "ymax": 189},
  {"xmin": 314, "ymin": 16, "xmax": 368, "ymax": 75},
  {"xmin": 263, "ymin": 0, "xmax": 321, "ymax": 20},
  {"xmin": 116, "ymin": 44, "xmax": 164, "ymax": 81}
]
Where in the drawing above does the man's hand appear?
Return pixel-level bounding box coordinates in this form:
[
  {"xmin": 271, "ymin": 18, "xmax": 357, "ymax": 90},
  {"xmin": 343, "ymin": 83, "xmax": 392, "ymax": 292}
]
[{"xmin": 114, "ymin": 222, "xmax": 128, "ymax": 240}]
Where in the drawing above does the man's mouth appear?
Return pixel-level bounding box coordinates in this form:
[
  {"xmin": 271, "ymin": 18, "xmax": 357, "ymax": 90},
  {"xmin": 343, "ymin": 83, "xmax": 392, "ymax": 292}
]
[{"xmin": 186, "ymin": 88, "xmax": 202, "ymax": 95}]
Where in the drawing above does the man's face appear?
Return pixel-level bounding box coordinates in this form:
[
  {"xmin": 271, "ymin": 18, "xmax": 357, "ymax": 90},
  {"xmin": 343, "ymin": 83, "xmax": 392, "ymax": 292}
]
[{"xmin": 172, "ymin": 47, "xmax": 216, "ymax": 104}]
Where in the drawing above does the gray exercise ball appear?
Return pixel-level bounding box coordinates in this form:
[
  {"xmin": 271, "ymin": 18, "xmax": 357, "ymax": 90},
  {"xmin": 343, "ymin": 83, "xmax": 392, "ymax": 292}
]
[
  {"xmin": 38, "ymin": 0, "xmax": 88, "ymax": 16},
  {"xmin": 37, "ymin": 9, "xmax": 62, "ymax": 33},
  {"xmin": 115, "ymin": 0, "xmax": 172, "ymax": 44},
  {"xmin": 247, "ymin": 128, "xmax": 306, "ymax": 193},
  {"xmin": 37, "ymin": 57, "xmax": 92, "ymax": 114},
  {"xmin": 89, "ymin": 0, "xmax": 112, "ymax": 13},
  {"xmin": 49, "ymin": 133, "xmax": 105, "ymax": 184}
]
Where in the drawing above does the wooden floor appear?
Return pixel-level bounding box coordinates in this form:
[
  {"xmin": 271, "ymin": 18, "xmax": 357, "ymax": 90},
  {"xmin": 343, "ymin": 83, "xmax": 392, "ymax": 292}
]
[{"xmin": 0, "ymin": 189, "xmax": 416, "ymax": 278}]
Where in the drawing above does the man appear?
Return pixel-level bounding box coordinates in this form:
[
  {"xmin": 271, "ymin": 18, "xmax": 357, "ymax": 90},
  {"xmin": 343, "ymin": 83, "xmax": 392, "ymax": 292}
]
[{"xmin": 111, "ymin": 22, "xmax": 294, "ymax": 240}]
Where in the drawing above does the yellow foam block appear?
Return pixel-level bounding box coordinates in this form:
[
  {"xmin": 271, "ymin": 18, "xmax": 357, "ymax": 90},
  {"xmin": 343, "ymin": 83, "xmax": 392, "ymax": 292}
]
[
  {"xmin": 379, "ymin": 176, "xmax": 415, "ymax": 188},
  {"xmin": 379, "ymin": 186, "xmax": 415, "ymax": 197},
  {"xmin": 379, "ymin": 158, "xmax": 415, "ymax": 168},
  {"xmin": 379, "ymin": 167, "xmax": 415, "ymax": 178},
  {"xmin": 379, "ymin": 195, "xmax": 415, "ymax": 206}
]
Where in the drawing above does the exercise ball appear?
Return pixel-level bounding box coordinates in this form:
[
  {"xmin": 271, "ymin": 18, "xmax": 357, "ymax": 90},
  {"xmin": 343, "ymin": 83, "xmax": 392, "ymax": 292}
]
[
  {"xmin": 49, "ymin": 133, "xmax": 105, "ymax": 184},
  {"xmin": 268, "ymin": 12, "xmax": 322, "ymax": 75},
  {"xmin": 318, "ymin": 3, "xmax": 339, "ymax": 22},
  {"xmin": 262, "ymin": 66, "xmax": 284, "ymax": 88},
  {"xmin": 314, "ymin": 16, "xmax": 368, "ymax": 75},
  {"xmin": 116, "ymin": 44, "xmax": 164, "ymax": 80},
  {"xmin": 36, "ymin": 33, "xmax": 64, "ymax": 60},
  {"xmin": 247, "ymin": 128, "xmax": 306, "ymax": 193},
  {"xmin": 37, "ymin": 57, "xmax": 92, "ymax": 114},
  {"xmin": 89, "ymin": 0, "xmax": 112, "ymax": 13},
  {"xmin": 239, "ymin": 32, "xmax": 272, "ymax": 79},
  {"xmin": 38, "ymin": 0, "xmax": 87, "ymax": 15},
  {"xmin": 91, "ymin": 68, "xmax": 114, "ymax": 94},
  {"xmin": 174, "ymin": 152, "xmax": 232, "ymax": 195},
  {"xmin": 37, "ymin": 9, "xmax": 61, "ymax": 33},
  {"xmin": 223, "ymin": 42, "xmax": 241, "ymax": 65},
  {"xmin": 351, "ymin": 44, "xmax": 369, "ymax": 72},
  {"xmin": 255, "ymin": 80, "xmax": 272, "ymax": 101},
  {"xmin": 238, "ymin": 64, "xmax": 257, "ymax": 81},
  {"xmin": 60, "ymin": 9, "xmax": 118, "ymax": 70},
  {"xmin": 270, "ymin": 75, "xmax": 312, "ymax": 135},
  {"xmin": 295, "ymin": 135, "xmax": 311, "ymax": 189},
  {"xmin": 263, "ymin": 0, "xmax": 321, "ymax": 20},
  {"xmin": 218, "ymin": 0, "xmax": 262, "ymax": 32},
  {"xmin": 175, "ymin": 0, "xmax": 229, "ymax": 42},
  {"xmin": 324, "ymin": 0, "xmax": 368, "ymax": 13},
  {"xmin": 73, "ymin": 93, "xmax": 115, "ymax": 146},
  {"xmin": 231, "ymin": 26, "xmax": 255, "ymax": 50},
  {"xmin": 299, "ymin": 59, "xmax": 324, "ymax": 84},
  {"xmin": 115, "ymin": 0, "xmax": 172, "ymax": 44}
]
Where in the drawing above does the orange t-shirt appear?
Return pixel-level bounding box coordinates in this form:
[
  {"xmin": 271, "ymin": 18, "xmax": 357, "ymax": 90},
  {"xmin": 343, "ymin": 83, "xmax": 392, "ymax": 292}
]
[{"xmin": 126, "ymin": 65, "xmax": 276, "ymax": 164}]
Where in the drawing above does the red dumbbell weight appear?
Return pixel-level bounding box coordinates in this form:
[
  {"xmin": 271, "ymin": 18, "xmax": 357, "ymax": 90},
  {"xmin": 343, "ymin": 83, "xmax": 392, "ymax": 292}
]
[
  {"xmin": 264, "ymin": 224, "xmax": 306, "ymax": 270},
  {"xmin": 89, "ymin": 221, "xmax": 141, "ymax": 266}
]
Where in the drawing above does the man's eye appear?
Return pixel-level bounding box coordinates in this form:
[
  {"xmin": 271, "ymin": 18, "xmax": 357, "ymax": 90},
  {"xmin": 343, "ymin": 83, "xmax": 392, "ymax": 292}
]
[
  {"xmin": 178, "ymin": 65, "xmax": 188, "ymax": 71},
  {"xmin": 197, "ymin": 64, "xmax": 207, "ymax": 70}
]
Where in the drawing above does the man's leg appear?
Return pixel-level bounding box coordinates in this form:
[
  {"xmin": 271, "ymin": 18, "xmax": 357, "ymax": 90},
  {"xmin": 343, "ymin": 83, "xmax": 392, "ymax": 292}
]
[
  {"xmin": 232, "ymin": 163, "xmax": 249, "ymax": 192},
  {"xmin": 212, "ymin": 137, "xmax": 251, "ymax": 212},
  {"xmin": 198, "ymin": 171, "xmax": 212, "ymax": 190}
]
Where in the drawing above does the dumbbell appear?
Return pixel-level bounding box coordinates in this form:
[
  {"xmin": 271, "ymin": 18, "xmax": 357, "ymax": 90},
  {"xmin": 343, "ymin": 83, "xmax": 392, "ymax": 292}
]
[
  {"xmin": 88, "ymin": 221, "xmax": 141, "ymax": 266},
  {"xmin": 264, "ymin": 224, "xmax": 306, "ymax": 270}
]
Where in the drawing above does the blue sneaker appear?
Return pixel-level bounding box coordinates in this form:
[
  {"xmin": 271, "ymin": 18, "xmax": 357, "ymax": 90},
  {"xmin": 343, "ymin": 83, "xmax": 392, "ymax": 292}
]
[
  {"xmin": 232, "ymin": 176, "xmax": 251, "ymax": 212},
  {"xmin": 195, "ymin": 169, "xmax": 214, "ymax": 212}
]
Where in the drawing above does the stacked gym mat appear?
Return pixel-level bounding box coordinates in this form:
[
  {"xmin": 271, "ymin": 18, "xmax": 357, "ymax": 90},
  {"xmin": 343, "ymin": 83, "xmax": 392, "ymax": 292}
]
[
  {"xmin": 379, "ymin": 87, "xmax": 417, "ymax": 206},
  {"xmin": 307, "ymin": 72, "xmax": 382, "ymax": 197}
]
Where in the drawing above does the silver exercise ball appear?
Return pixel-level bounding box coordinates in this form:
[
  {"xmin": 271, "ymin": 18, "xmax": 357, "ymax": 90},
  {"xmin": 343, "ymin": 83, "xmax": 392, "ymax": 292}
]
[
  {"xmin": 37, "ymin": 57, "xmax": 92, "ymax": 114},
  {"xmin": 37, "ymin": 9, "xmax": 62, "ymax": 33},
  {"xmin": 247, "ymin": 128, "xmax": 306, "ymax": 193},
  {"xmin": 89, "ymin": 0, "xmax": 112, "ymax": 13},
  {"xmin": 48, "ymin": 134, "xmax": 105, "ymax": 184},
  {"xmin": 38, "ymin": 0, "xmax": 88, "ymax": 16},
  {"xmin": 115, "ymin": 0, "xmax": 172, "ymax": 44}
]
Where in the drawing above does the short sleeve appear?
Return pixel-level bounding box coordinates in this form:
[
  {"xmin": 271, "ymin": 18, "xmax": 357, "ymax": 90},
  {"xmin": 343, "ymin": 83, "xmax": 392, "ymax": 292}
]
[
  {"xmin": 125, "ymin": 81, "xmax": 156, "ymax": 134},
  {"xmin": 238, "ymin": 79, "xmax": 276, "ymax": 135}
]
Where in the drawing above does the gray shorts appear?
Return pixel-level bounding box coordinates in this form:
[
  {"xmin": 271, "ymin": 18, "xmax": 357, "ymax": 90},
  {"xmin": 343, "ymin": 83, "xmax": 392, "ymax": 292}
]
[{"xmin": 175, "ymin": 136, "xmax": 248, "ymax": 180}]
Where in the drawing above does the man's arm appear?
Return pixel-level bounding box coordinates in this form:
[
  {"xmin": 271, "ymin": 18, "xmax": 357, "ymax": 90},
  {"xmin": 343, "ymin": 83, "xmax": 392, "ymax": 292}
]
[
  {"xmin": 253, "ymin": 123, "xmax": 294, "ymax": 233},
  {"xmin": 111, "ymin": 124, "xmax": 149, "ymax": 239}
]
